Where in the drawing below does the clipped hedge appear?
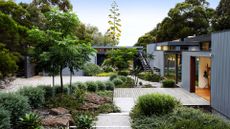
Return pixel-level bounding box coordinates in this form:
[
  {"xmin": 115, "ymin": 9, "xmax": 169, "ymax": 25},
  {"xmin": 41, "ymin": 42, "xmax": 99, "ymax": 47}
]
[
  {"xmin": 86, "ymin": 81, "xmax": 98, "ymax": 92},
  {"xmin": 112, "ymin": 78, "xmax": 124, "ymax": 86},
  {"xmin": 162, "ymin": 79, "xmax": 176, "ymax": 88},
  {"xmin": 0, "ymin": 93, "xmax": 30, "ymax": 125},
  {"xmin": 105, "ymin": 81, "xmax": 115, "ymax": 91},
  {"xmin": 83, "ymin": 63, "xmax": 102, "ymax": 76},
  {"xmin": 96, "ymin": 81, "xmax": 106, "ymax": 91},
  {"xmin": 132, "ymin": 93, "xmax": 179, "ymax": 116},
  {"xmin": 19, "ymin": 87, "xmax": 45, "ymax": 108},
  {"xmin": 138, "ymin": 72, "xmax": 162, "ymax": 82}
]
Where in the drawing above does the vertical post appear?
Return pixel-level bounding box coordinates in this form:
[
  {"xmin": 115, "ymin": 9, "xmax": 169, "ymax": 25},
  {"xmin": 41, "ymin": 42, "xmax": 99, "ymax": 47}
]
[{"xmin": 175, "ymin": 54, "xmax": 179, "ymax": 84}]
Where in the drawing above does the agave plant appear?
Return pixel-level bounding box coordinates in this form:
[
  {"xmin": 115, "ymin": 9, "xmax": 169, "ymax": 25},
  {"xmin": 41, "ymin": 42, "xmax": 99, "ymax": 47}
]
[{"xmin": 18, "ymin": 112, "xmax": 42, "ymax": 129}]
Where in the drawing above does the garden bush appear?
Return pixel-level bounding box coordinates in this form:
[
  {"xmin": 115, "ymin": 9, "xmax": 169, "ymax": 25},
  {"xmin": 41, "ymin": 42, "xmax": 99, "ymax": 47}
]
[
  {"xmin": 109, "ymin": 74, "xmax": 118, "ymax": 81},
  {"xmin": 132, "ymin": 93, "xmax": 179, "ymax": 116},
  {"xmin": 96, "ymin": 81, "xmax": 106, "ymax": 91},
  {"xmin": 102, "ymin": 65, "xmax": 115, "ymax": 72},
  {"xmin": 118, "ymin": 70, "xmax": 129, "ymax": 76},
  {"xmin": 121, "ymin": 77, "xmax": 135, "ymax": 88},
  {"xmin": 54, "ymin": 86, "xmax": 70, "ymax": 95},
  {"xmin": 38, "ymin": 85, "xmax": 54, "ymax": 98},
  {"xmin": 74, "ymin": 88, "xmax": 86, "ymax": 104},
  {"xmin": 83, "ymin": 63, "xmax": 102, "ymax": 76},
  {"xmin": 86, "ymin": 81, "xmax": 98, "ymax": 92},
  {"xmin": 162, "ymin": 79, "xmax": 176, "ymax": 88},
  {"xmin": 118, "ymin": 76, "xmax": 127, "ymax": 82},
  {"xmin": 18, "ymin": 112, "xmax": 42, "ymax": 129},
  {"xmin": 98, "ymin": 103, "xmax": 120, "ymax": 113},
  {"xmin": 73, "ymin": 82, "xmax": 87, "ymax": 91},
  {"xmin": 131, "ymin": 107, "xmax": 230, "ymax": 129},
  {"xmin": 74, "ymin": 114, "xmax": 95, "ymax": 129},
  {"xmin": 112, "ymin": 78, "xmax": 124, "ymax": 86},
  {"xmin": 0, "ymin": 107, "xmax": 11, "ymax": 129},
  {"xmin": 19, "ymin": 87, "xmax": 45, "ymax": 108},
  {"xmin": 0, "ymin": 93, "xmax": 30, "ymax": 125},
  {"xmin": 138, "ymin": 72, "xmax": 162, "ymax": 82},
  {"xmin": 105, "ymin": 81, "xmax": 115, "ymax": 91}
]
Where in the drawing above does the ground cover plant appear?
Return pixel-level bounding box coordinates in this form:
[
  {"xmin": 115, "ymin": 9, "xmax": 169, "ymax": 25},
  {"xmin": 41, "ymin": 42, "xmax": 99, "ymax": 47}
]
[
  {"xmin": 110, "ymin": 75, "xmax": 135, "ymax": 88},
  {"xmin": 138, "ymin": 72, "xmax": 162, "ymax": 82},
  {"xmin": 0, "ymin": 80, "xmax": 119, "ymax": 129},
  {"xmin": 131, "ymin": 93, "xmax": 230, "ymax": 129}
]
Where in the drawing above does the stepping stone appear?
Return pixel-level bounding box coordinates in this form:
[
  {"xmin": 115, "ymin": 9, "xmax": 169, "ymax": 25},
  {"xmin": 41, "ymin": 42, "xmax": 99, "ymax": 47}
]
[{"xmin": 95, "ymin": 113, "xmax": 131, "ymax": 129}]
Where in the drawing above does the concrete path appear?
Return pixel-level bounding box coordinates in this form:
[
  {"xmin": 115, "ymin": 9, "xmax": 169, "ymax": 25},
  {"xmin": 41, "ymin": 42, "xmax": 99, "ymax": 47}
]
[
  {"xmin": 0, "ymin": 76, "xmax": 109, "ymax": 92},
  {"xmin": 129, "ymin": 76, "xmax": 162, "ymax": 88}
]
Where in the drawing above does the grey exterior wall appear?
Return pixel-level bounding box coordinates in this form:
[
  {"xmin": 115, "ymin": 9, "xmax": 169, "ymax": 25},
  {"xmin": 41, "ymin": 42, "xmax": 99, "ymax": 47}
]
[
  {"xmin": 211, "ymin": 31, "xmax": 230, "ymax": 118},
  {"xmin": 181, "ymin": 51, "xmax": 211, "ymax": 91},
  {"xmin": 57, "ymin": 53, "xmax": 97, "ymax": 76},
  {"xmin": 147, "ymin": 44, "xmax": 165, "ymax": 76}
]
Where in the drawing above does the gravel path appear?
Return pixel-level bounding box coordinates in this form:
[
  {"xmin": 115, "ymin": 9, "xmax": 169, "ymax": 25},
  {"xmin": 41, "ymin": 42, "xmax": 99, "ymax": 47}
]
[{"xmin": 0, "ymin": 76, "xmax": 109, "ymax": 92}]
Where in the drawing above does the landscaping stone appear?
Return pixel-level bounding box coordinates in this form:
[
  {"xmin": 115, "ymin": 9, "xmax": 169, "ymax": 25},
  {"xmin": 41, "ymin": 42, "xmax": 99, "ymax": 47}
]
[
  {"xmin": 85, "ymin": 93, "xmax": 112, "ymax": 105},
  {"xmin": 50, "ymin": 107, "xmax": 69, "ymax": 115},
  {"xmin": 80, "ymin": 102, "xmax": 99, "ymax": 110}
]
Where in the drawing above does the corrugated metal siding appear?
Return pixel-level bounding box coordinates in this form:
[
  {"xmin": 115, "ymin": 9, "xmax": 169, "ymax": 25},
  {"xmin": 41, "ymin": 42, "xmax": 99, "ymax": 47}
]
[
  {"xmin": 147, "ymin": 44, "xmax": 165, "ymax": 76},
  {"xmin": 181, "ymin": 52, "xmax": 211, "ymax": 92},
  {"xmin": 211, "ymin": 31, "xmax": 230, "ymax": 118}
]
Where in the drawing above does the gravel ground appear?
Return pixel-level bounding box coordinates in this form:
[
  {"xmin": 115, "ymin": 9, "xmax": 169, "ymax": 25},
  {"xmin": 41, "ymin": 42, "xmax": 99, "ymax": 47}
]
[{"xmin": 0, "ymin": 76, "xmax": 109, "ymax": 92}]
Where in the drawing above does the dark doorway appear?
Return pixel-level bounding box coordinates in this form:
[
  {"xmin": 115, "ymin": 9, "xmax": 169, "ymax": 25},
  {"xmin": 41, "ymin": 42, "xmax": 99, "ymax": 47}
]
[
  {"xmin": 190, "ymin": 57, "xmax": 196, "ymax": 92},
  {"xmin": 97, "ymin": 54, "xmax": 106, "ymax": 66}
]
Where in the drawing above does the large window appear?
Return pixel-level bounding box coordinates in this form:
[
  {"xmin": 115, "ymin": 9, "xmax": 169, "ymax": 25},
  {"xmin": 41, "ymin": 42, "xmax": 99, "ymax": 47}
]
[{"xmin": 200, "ymin": 42, "xmax": 211, "ymax": 51}]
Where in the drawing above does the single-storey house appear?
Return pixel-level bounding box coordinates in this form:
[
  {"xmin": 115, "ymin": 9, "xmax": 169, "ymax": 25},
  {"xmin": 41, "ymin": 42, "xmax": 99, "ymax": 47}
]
[{"xmin": 147, "ymin": 30, "xmax": 230, "ymax": 118}]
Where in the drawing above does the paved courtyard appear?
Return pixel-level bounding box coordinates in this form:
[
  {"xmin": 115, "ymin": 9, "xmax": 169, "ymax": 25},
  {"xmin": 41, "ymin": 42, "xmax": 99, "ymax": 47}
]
[
  {"xmin": 95, "ymin": 88, "xmax": 210, "ymax": 129},
  {"xmin": 1, "ymin": 76, "xmax": 109, "ymax": 92}
]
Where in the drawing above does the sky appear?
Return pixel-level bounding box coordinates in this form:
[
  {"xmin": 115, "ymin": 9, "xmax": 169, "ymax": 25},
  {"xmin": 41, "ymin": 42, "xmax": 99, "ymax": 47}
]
[{"xmin": 16, "ymin": 0, "xmax": 220, "ymax": 46}]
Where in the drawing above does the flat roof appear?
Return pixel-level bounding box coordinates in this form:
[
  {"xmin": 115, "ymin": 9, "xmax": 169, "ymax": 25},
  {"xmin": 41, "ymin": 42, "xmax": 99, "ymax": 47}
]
[{"xmin": 156, "ymin": 41, "xmax": 200, "ymax": 46}]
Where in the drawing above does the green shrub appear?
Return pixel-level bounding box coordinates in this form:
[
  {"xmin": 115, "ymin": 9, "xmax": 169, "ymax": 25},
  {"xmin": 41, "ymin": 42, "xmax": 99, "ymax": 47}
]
[
  {"xmin": 38, "ymin": 85, "xmax": 54, "ymax": 98},
  {"xmin": 112, "ymin": 78, "xmax": 124, "ymax": 86},
  {"xmin": 105, "ymin": 81, "xmax": 115, "ymax": 91},
  {"xmin": 18, "ymin": 112, "xmax": 42, "ymax": 129},
  {"xmin": 74, "ymin": 114, "xmax": 95, "ymax": 129},
  {"xmin": 45, "ymin": 94, "xmax": 80, "ymax": 110},
  {"xmin": 109, "ymin": 74, "xmax": 118, "ymax": 81},
  {"xmin": 0, "ymin": 107, "xmax": 11, "ymax": 129},
  {"xmin": 121, "ymin": 77, "xmax": 135, "ymax": 88},
  {"xmin": 138, "ymin": 72, "xmax": 161, "ymax": 82},
  {"xmin": 102, "ymin": 65, "xmax": 115, "ymax": 72},
  {"xmin": 19, "ymin": 87, "xmax": 45, "ymax": 108},
  {"xmin": 118, "ymin": 70, "xmax": 129, "ymax": 76},
  {"xmin": 83, "ymin": 63, "xmax": 102, "ymax": 76},
  {"xmin": 73, "ymin": 82, "xmax": 87, "ymax": 91},
  {"xmin": 132, "ymin": 107, "xmax": 230, "ymax": 129},
  {"xmin": 162, "ymin": 79, "xmax": 175, "ymax": 88},
  {"xmin": 118, "ymin": 76, "xmax": 127, "ymax": 82},
  {"xmin": 0, "ymin": 93, "xmax": 30, "ymax": 125},
  {"xmin": 86, "ymin": 81, "xmax": 98, "ymax": 92},
  {"xmin": 54, "ymin": 86, "xmax": 70, "ymax": 95},
  {"xmin": 97, "ymin": 91, "xmax": 113, "ymax": 98},
  {"xmin": 96, "ymin": 81, "xmax": 106, "ymax": 91},
  {"xmin": 74, "ymin": 88, "xmax": 86, "ymax": 104},
  {"xmin": 132, "ymin": 93, "xmax": 179, "ymax": 116},
  {"xmin": 98, "ymin": 103, "xmax": 120, "ymax": 113}
]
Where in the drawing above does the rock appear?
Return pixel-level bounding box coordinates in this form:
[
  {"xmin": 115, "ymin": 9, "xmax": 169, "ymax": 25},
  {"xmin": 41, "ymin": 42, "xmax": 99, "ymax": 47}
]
[
  {"xmin": 50, "ymin": 107, "xmax": 69, "ymax": 115},
  {"xmin": 42, "ymin": 115, "xmax": 70, "ymax": 127},
  {"xmin": 80, "ymin": 102, "xmax": 99, "ymax": 110},
  {"xmin": 85, "ymin": 93, "xmax": 112, "ymax": 105}
]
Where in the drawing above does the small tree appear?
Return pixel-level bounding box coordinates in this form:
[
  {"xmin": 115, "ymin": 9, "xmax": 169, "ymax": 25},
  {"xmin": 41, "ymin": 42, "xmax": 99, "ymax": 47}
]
[
  {"xmin": 103, "ymin": 48, "xmax": 137, "ymax": 71},
  {"xmin": 107, "ymin": 0, "xmax": 122, "ymax": 45}
]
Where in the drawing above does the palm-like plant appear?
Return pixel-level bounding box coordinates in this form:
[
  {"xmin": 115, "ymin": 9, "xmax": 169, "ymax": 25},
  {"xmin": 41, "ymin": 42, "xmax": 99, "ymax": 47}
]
[{"xmin": 19, "ymin": 112, "xmax": 42, "ymax": 129}]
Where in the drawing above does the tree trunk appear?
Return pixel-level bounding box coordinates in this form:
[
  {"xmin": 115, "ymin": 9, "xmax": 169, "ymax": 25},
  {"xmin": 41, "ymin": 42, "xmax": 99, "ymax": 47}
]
[
  {"xmin": 52, "ymin": 75, "xmax": 55, "ymax": 87},
  {"xmin": 60, "ymin": 66, "xmax": 63, "ymax": 93},
  {"xmin": 70, "ymin": 72, "xmax": 72, "ymax": 90}
]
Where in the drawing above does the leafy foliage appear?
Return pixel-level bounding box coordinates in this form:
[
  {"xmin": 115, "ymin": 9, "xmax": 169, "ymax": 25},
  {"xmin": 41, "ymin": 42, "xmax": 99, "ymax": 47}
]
[
  {"xmin": 86, "ymin": 81, "xmax": 98, "ymax": 92},
  {"xmin": 0, "ymin": 93, "xmax": 31, "ymax": 125},
  {"xmin": 138, "ymin": 72, "xmax": 162, "ymax": 82},
  {"xmin": 104, "ymin": 48, "xmax": 137, "ymax": 71},
  {"xmin": 19, "ymin": 87, "xmax": 45, "ymax": 108},
  {"xmin": 83, "ymin": 63, "xmax": 102, "ymax": 76},
  {"xmin": 105, "ymin": 81, "xmax": 115, "ymax": 91},
  {"xmin": 18, "ymin": 112, "xmax": 42, "ymax": 129},
  {"xmin": 0, "ymin": 107, "xmax": 11, "ymax": 129},
  {"xmin": 162, "ymin": 79, "xmax": 176, "ymax": 88},
  {"xmin": 74, "ymin": 114, "xmax": 95, "ymax": 129},
  {"xmin": 131, "ymin": 93, "xmax": 180, "ymax": 117}
]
